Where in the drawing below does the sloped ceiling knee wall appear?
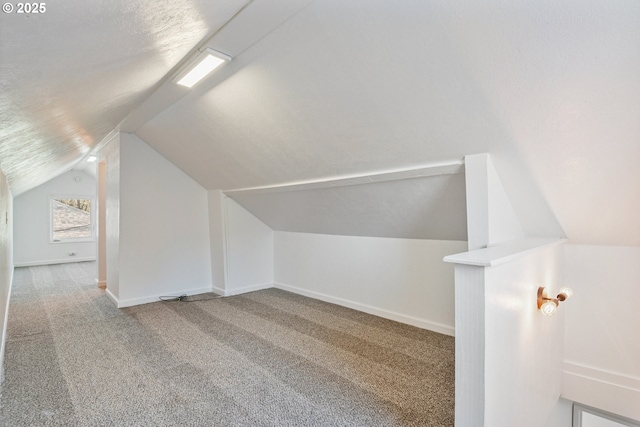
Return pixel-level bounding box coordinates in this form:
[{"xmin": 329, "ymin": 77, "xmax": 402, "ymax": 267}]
[{"xmin": 225, "ymin": 163, "xmax": 467, "ymax": 241}]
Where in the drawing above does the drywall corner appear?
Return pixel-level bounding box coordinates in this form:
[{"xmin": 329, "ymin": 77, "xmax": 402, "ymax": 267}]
[
  {"xmin": 0, "ymin": 170, "xmax": 12, "ymax": 382},
  {"xmin": 465, "ymin": 153, "xmax": 524, "ymax": 250},
  {"xmin": 447, "ymin": 238, "xmax": 565, "ymax": 426},
  {"xmin": 224, "ymin": 197, "xmax": 274, "ymax": 293},
  {"xmin": 97, "ymin": 132, "xmax": 121, "ymax": 300},
  {"xmin": 118, "ymin": 133, "xmax": 212, "ymax": 302},
  {"xmin": 208, "ymin": 189, "xmax": 227, "ymax": 293},
  {"xmin": 209, "ymin": 192, "xmax": 276, "ymax": 297}
]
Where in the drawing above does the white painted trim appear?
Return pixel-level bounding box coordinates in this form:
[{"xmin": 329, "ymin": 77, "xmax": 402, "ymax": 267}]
[
  {"xmin": 105, "ymin": 288, "xmax": 119, "ymax": 307},
  {"xmin": 0, "ymin": 268, "xmax": 14, "ymax": 383},
  {"xmin": 92, "ymin": 128, "xmax": 120, "ymax": 159},
  {"xmin": 223, "ymin": 282, "xmax": 273, "ymax": 297},
  {"xmin": 211, "ymin": 285, "xmax": 226, "ymax": 296},
  {"xmin": 114, "ymin": 286, "xmax": 214, "ymax": 308},
  {"xmin": 224, "ymin": 160, "xmax": 464, "ymax": 195},
  {"xmin": 14, "ymin": 257, "xmax": 96, "ymax": 267},
  {"xmin": 49, "ymin": 195, "xmax": 97, "ymax": 243},
  {"xmin": 443, "ymin": 237, "xmax": 566, "ymax": 267},
  {"xmin": 563, "ymin": 361, "xmax": 640, "ymax": 422},
  {"xmin": 222, "ymin": 195, "xmax": 230, "ymax": 293},
  {"xmin": 274, "ymin": 282, "xmax": 455, "ymax": 336},
  {"xmin": 564, "ymin": 362, "xmax": 640, "ymax": 391},
  {"xmin": 453, "ymin": 264, "xmax": 486, "ymax": 424},
  {"xmin": 573, "ymin": 403, "xmax": 640, "ymax": 427}
]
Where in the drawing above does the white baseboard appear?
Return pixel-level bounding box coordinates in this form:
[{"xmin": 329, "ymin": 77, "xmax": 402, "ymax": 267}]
[
  {"xmin": 0, "ymin": 268, "xmax": 14, "ymax": 384},
  {"xmin": 274, "ymin": 282, "xmax": 455, "ymax": 336},
  {"xmin": 105, "ymin": 288, "xmax": 119, "ymax": 306},
  {"xmin": 214, "ymin": 282, "xmax": 273, "ymax": 297},
  {"xmin": 211, "ymin": 285, "xmax": 226, "ymax": 296},
  {"xmin": 562, "ymin": 361, "xmax": 640, "ymax": 422},
  {"xmin": 14, "ymin": 257, "xmax": 96, "ymax": 267},
  {"xmin": 110, "ymin": 286, "xmax": 214, "ymax": 308},
  {"xmin": 106, "ymin": 280, "xmax": 455, "ymax": 336}
]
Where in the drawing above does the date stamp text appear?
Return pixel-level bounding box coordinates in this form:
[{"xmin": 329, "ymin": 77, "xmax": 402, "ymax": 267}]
[{"xmin": 3, "ymin": 3, "xmax": 47, "ymax": 14}]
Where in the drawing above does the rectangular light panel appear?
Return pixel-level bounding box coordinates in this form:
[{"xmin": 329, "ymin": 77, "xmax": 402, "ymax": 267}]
[{"xmin": 176, "ymin": 48, "xmax": 231, "ymax": 88}]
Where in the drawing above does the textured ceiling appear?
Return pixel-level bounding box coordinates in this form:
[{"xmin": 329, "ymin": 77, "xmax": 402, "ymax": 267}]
[
  {"xmin": 226, "ymin": 164, "xmax": 467, "ymax": 240},
  {"xmin": 135, "ymin": 0, "xmax": 640, "ymax": 246},
  {"xmin": 1, "ymin": 0, "xmax": 639, "ymax": 246},
  {"xmin": 0, "ymin": 0, "xmax": 249, "ymax": 195}
]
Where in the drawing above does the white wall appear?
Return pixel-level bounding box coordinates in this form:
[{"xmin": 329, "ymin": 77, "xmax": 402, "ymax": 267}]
[
  {"xmin": 465, "ymin": 153, "xmax": 525, "ymax": 251},
  {"xmin": 13, "ymin": 170, "xmax": 96, "ymax": 266},
  {"xmin": 208, "ymin": 190, "xmax": 227, "ymax": 293},
  {"xmin": 208, "ymin": 193, "xmax": 274, "ymax": 296},
  {"xmin": 549, "ymin": 398, "xmax": 573, "ymax": 427},
  {"xmin": 484, "ymin": 242, "xmax": 564, "ymax": 426},
  {"xmin": 562, "ymin": 244, "xmax": 640, "ymax": 422},
  {"xmin": 224, "ymin": 197, "xmax": 273, "ymax": 295},
  {"xmin": 448, "ymin": 155, "xmax": 566, "ymax": 426},
  {"xmin": 99, "ymin": 134, "xmax": 121, "ymax": 299},
  {"xmin": 97, "ymin": 161, "xmax": 107, "ymax": 288},
  {"xmin": 275, "ymin": 231, "xmax": 466, "ymax": 335},
  {"xmin": 226, "ymin": 164, "xmax": 467, "ymax": 241},
  {"xmin": 446, "ymin": 239, "xmax": 565, "ymax": 426},
  {"xmin": 0, "ymin": 170, "xmax": 13, "ymax": 380},
  {"xmin": 116, "ymin": 133, "xmax": 212, "ymax": 306}
]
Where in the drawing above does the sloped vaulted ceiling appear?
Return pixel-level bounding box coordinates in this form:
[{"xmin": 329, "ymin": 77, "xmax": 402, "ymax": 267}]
[
  {"xmin": 225, "ymin": 163, "xmax": 468, "ymax": 241},
  {"xmin": 0, "ymin": 0, "xmax": 250, "ymax": 194},
  {"xmin": 1, "ymin": 0, "xmax": 639, "ymax": 246},
  {"xmin": 135, "ymin": 0, "xmax": 640, "ymax": 246}
]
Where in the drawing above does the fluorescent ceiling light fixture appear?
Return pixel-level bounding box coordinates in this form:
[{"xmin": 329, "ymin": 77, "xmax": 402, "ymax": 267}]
[
  {"xmin": 86, "ymin": 155, "xmax": 97, "ymax": 163},
  {"xmin": 176, "ymin": 48, "xmax": 232, "ymax": 88}
]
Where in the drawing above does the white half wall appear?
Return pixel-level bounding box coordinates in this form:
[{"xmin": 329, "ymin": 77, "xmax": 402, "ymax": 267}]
[
  {"xmin": 447, "ymin": 152, "xmax": 566, "ymax": 426},
  {"xmin": 117, "ymin": 133, "xmax": 212, "ymax": 306},
  {"xmin": 0, "ymin": 170, "xmax": 13, "ymax": 380},
  {"xmin": 562, "ymin": 244, "xmax": 640, "ymax": 422},
  {"xmin": 445, "ymin": 238, "xmax": 566, "ymax": 426},
  {"xmin": 484, "ymin": 242, "xmax": 564, "ymax": 426},
  {"xmin": 13, "ymin": 170, "xmax": 96, "ymax": 267},
  {"xmin": 274, "ymin": 231, "xmax": 466, "ymax": 335},
  {"xmin": 223, "ymin": 197, "xmax": 273, "ymax": 295}
]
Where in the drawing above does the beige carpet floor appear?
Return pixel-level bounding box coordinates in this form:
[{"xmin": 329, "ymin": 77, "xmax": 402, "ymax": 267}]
[{"xmin": 0, "ymin": 262, "xmax": 454, "ymax": 426}]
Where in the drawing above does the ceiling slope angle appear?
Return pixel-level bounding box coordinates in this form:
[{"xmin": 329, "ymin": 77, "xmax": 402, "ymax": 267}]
[
  {"xmin": 120, "ymin": 0, "xmax": 315, "ymax": 134},
  {"xmin": 225, "ymin": 163, "xmax": 468, "ymax": 241},
  {"xmin": 0, "ymin": 0, "xmax": 250, "ymax": 195},
  {"xmin": 135, "ymin": 0, "xmax": 640, "ymax": 247}
]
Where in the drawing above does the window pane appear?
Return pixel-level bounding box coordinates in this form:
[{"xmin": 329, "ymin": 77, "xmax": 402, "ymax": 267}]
[
  {"xmin": 52, "ymin": 199, "xmax": 92, "ymax": 240},
  {"xmin": 582, "ymin": 412, "xmax": 630, "ymax": 427}
]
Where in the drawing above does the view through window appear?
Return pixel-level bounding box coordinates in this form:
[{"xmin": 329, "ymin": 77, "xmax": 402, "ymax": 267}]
[{"xmin": 51, "ymin": 198, "xmax": 93, "ymax": 241}]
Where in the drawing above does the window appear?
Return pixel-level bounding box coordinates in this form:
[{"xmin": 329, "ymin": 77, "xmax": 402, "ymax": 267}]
[
  {"xmin": 573, "ymin": 404, "xmax": 639, "ymax": 427},
  {"xmin": 50, "ymin": 197, "xmax": 95, "ymax": 242}
]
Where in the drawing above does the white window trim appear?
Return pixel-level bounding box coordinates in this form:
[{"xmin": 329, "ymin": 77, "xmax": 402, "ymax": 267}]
[
  {"xmin": 49, "ymin": 195, "xmax": 96, "ymax": 244},
  {"xmin": 573, "ymin": 403, "xmax": 640, "ymax": 427}
]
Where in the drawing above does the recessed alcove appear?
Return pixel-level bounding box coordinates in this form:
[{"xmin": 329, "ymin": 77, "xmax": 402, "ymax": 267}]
[{"xmin": 209, "ymin": 160, "xmax": 469, "ymax": 336}]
